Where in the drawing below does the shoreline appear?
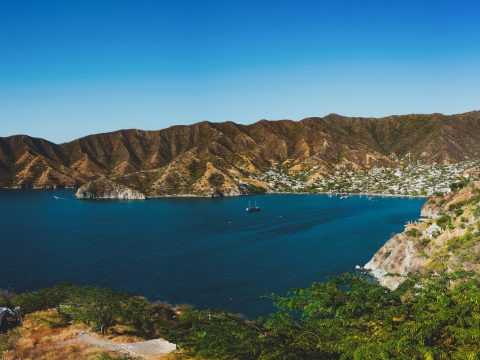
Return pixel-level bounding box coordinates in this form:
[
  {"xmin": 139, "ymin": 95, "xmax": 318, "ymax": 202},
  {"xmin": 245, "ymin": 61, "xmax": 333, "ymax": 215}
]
[
  {"xmin": 1, "ymin": 186, "xmax": 429, "ymax": 199},
  {"xmin": 273, "ymin": 191, "xmax": 427, "ymax": 199}
]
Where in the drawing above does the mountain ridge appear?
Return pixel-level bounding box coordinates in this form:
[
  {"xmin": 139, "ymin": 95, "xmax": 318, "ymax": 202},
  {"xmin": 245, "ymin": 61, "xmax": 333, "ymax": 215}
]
[{"xmin": 2, "ymin": 111, "xmax": 480, "ymax": 196}]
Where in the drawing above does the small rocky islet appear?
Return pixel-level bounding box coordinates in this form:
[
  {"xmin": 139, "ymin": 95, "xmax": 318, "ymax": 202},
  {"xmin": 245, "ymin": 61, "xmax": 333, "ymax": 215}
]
[{"xmin": 75, "ymin": 178, "xmax": 146, "ymax": 200}]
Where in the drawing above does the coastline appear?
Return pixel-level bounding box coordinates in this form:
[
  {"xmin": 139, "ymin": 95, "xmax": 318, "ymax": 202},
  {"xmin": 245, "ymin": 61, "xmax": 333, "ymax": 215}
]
[
  {"xmin": 273, "ymin": 191, "xmax": 427, "ymax": 199},
  {"xmin": 1, "ymin": 186, "xmax": 428, "ymax": 199}
]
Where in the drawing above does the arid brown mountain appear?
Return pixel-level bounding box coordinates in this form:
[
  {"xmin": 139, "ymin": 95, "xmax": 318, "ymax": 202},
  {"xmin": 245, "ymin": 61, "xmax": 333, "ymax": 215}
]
[{"xmin": 2, "ymin": 111, "xmax": 480, "ymax": 196}]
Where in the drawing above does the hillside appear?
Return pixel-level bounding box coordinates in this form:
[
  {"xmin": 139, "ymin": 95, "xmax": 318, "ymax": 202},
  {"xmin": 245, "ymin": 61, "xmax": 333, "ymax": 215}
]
[
  {"xmin": 365, "ymin": 177, "xmax": 480, "ymax": 289},
  {"xmin": 0, "ymin": 310, "xmax": 176, "ymax": 360},
  {"xmin": 2, "ymin": 111, "xmax": 480, "ymax": 196},
  {"xmin": 4, "ymin": 271, "xmax": 480, "ymax": 358}
]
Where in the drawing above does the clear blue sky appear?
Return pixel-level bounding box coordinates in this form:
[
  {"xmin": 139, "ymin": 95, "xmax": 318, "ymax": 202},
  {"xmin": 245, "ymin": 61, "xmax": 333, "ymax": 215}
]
[{"xmin": 1, "ymin": 0, "xmax": 480, "ymax": 143}]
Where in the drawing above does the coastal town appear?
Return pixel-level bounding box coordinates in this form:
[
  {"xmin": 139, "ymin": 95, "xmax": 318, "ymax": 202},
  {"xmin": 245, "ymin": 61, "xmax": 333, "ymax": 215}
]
[{"xmin": 252, "ymin": 160, "xmax": 478, "ymax": 196}]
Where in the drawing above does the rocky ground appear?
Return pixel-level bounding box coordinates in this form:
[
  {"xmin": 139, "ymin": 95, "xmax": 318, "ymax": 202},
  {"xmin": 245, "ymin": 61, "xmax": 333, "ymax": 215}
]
[{"xmin": 365, "ymin": 179, "xmax": 480, "ymax": 289}]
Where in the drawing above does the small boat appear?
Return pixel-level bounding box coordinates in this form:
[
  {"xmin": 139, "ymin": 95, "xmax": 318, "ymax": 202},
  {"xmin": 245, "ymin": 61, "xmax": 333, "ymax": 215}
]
[{"xmin": 246, "ymin": 200, "xmax": 260, "ymax": 212}]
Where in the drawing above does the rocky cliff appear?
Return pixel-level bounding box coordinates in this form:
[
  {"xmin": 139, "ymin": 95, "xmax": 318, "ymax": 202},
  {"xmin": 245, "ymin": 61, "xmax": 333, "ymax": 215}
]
[
  {"xmin": 365, "ymin": 180, "xmax": 480, "ymax": 289},
  {"xmin": 75, "ymin": 178, "xmax": 146, "ymax": 200},
  {"xmin": 2, "ymin": 111, "xmax": 480, "ymax": 196}
]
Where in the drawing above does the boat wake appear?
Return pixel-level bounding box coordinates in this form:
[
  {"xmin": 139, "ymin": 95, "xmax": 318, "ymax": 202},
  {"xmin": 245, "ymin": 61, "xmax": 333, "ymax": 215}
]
[{"xmin": 53, "ymin": 195, "xmax": 73, "ymax": 201}]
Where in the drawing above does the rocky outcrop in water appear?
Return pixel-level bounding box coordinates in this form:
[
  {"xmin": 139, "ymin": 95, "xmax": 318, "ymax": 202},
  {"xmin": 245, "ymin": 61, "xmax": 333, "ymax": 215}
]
[
  {"xmin": 420, "ymin": 201, "xmax": 441, "ymax": 219},
  {"xmin": 75, "ymin": 178, "xmax": 145, "ymax": 200},
  {"xmin": 364, "ymin": 233, "xmax": 425, "ymax": 289}
]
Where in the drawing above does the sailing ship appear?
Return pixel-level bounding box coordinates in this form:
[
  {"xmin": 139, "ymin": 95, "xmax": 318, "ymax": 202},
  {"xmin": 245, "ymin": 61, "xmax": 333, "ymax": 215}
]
[{"xmin": 246, "ymin": 200, "xmax": 260, "ymax": 212}]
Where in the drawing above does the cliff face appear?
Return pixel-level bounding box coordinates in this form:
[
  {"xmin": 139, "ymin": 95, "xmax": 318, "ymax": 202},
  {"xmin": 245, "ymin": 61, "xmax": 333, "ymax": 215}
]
[
  {"xmin": 2, "ymin": 111, "xmax": 480, "ymax": 195},
  {"xmin": 75, "ymin": 178, "xmax": 146, "ymax": 200},
  {"xmin": 365, "ymin": 180, "xmax": 480, "ymax": 289}
]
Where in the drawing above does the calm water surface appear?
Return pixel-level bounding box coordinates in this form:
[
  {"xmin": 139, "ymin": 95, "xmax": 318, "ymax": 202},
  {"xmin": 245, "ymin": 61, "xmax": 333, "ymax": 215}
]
[{"xmin": 0, "ymin": 190, "xmax": 424, "ymax": 317}]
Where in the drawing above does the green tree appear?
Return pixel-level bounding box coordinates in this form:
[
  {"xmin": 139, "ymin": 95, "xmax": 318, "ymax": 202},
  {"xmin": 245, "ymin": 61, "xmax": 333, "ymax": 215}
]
[
  {"xmin": 120, "ymin": 296, "xmax": 154, "ymax": 336},
  {"xmin": 62, "ymin": 286, "xmax": 125, "ymax": 334},
  {"xmin": 12, "ymin": 283, "xmax": 75, "ymax": 314},
  {"xmin": 436, "ymin": 214, "xmax": 452, "ymax": 229}
]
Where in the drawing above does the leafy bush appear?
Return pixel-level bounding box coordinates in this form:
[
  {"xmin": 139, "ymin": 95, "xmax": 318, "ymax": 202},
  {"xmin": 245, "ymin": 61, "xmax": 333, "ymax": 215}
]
[
  {"xmin": 447, "ymin": 232, "xmax": 477, "ymax": 253},
  {"xmin": 167, "ymin": 272, "xmax": 480, "ymax": 359},
  {"xmin": 247, "ymin": 184, "xmax": 266, "ymax": 194},
  {"xmin": 473, "ymin": 206, "xmax": 480, "ymax": 217},
  {"xmin": 0, "ymin": 328, "xmax": 20, "ymax": 356},
  {"xmin": 0, "ymin": 290, "xmax": 13, "ymax": 308},
  {"xmin": 12, "ymin": 272, "xmax": 480, "ymax": 358},
  {"xmin": 62, "ymin": 286, "xmax": 134, "ymax": 334},
  {"xmin": 436, "ymin": 214, "xmax": 452, "ymax": 229},
  {"xmin": 11, "ymin": 283, "xmax": 74, "ymax": 314},
  {"xmin": 35, "ymin": 312, "xmax": 69, "ymax": 329},
  {"xmin": 450, "ymin": 178, "xmax": 469, "ymax": 191},
  {"xmin": 405, "ymin": 228, "xmax": 421, "ymax": 238},
  {"xmin": 9, "ymin": 285, "xmax": 161, "ymax": 337},
  {"xmin": 96, "ymin": 352, "xmax": 141, "ymax": 360}
]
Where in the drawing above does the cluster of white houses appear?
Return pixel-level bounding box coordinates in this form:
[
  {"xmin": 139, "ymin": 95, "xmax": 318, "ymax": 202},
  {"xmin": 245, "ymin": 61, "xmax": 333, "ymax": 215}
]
[{"xmin": 250, "ymin": 161, "xmax": 476, "ymax": 196}]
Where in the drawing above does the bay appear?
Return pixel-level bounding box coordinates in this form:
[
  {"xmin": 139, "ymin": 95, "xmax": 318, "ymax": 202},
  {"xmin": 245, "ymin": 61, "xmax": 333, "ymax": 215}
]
[{"xmin": 0, "ymin": 190, "xmax": 424, "ymax": 318}]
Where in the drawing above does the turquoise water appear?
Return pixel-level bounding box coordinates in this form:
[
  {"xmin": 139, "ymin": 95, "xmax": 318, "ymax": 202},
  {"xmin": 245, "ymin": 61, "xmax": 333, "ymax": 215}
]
[{"xmin": 0, "ymin": 190, "xmax": 424, "ymax": 318}]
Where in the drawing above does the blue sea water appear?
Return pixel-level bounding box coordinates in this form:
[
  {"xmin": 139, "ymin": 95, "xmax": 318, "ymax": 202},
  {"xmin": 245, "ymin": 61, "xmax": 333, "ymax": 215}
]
[{"xmin": 0, "ymin": 190, "xmax": 424, "ymax": 318}]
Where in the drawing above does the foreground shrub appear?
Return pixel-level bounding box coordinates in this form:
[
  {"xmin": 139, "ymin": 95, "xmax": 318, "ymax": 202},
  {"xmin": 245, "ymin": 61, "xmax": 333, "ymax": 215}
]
[
  {"xmin": 9, "ymin": 272, "xmax": 480, "ymax": 358},
  {"xmin": 0, "ymin": 328, "xmax": 20, "ymax": 356},
  {"xmin": 11, "ymin": 283, "xmax": 75, "ymax": 314},
  {"xmin": 168, "ymin": 272, "xmax": 480, "ymax": 359}
]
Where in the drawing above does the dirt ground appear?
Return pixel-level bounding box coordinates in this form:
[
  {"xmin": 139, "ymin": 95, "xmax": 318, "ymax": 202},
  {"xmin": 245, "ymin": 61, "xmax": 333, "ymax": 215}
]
[{"xmin": 2, "ymin": 310, "xmax": 180, "ymax": 360}]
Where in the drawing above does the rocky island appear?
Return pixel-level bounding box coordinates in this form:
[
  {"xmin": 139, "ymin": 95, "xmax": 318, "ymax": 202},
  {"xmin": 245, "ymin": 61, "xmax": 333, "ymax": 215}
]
[{"xmin": 75, "ymin": 178, "xmax": 146, "ymax": 200}]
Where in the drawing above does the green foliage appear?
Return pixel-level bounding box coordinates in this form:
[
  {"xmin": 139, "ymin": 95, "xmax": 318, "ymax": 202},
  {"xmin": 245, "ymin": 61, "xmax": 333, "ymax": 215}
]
[
  {"xmin": 0, "ymin": 290, "xmax": 13, "ymax": 308},
  {"xmin": 164, "ymin": 172, "xmax": 182, "ymax": 192},
  {"xmin": 11, "ymin": 283, "xmax": 74, "ymax": 313},
  {"xmin": 0, "ymin": 328, "xmax": 20, "ymax": 356},
  {"xmin": 405, "ymin": 228, "xmax": 421, "ymax": 238},
  {"xmin": 170, "ymin": 310, "xmax": 262, "ymax": 359},
  {"xmin": 61, "ymin": 286, "xmax": 148, "ymax": 334},
  {"xmin": 447, "ymin": 232, "xmax": 478, "ymax": 257},
  {"xmin": 188, "ymin": 160, "xmax": 207, "ymax": 182},
  {"xmin": 166, "ymin": 272, "xmax": 480, "ymax": 359},
  {"xmin": 436, "ymin": 214, "xmax": 452, "ymax": 229},
  {"xmin": 451, "ymin": 178, "xmax": 470, "ymax": 191},
  {"xmin": 473, "ymin": 206, "xmax": 480, "ymax": 217},
  {"xmin": 96, "ymin": 352, "xmax": 141, "ymax": 360},
  {"xmin": 247, "ymin": 184, "xmax": 266, "ymax": 194},
  {"xmin": 449, "ymin": 195, "xmax": 480, "ymax": 212},
  {"xmin": 12, "ymin": 272, "xmax": 480, "ymax": 358},
  {"xmin": 120, "ymin": 295, "xmax": 155, "ymax": 336},
  {"xmin": 9, "ymin": 285, "xmax": 159, "ymax": 337},
  {"xmin": 34, "ymin": 312, "xmax": 70, "ymax": 329},
  {"xmin": 207, "ymin": 173, "xmax": 225, "ymax": 188}
]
